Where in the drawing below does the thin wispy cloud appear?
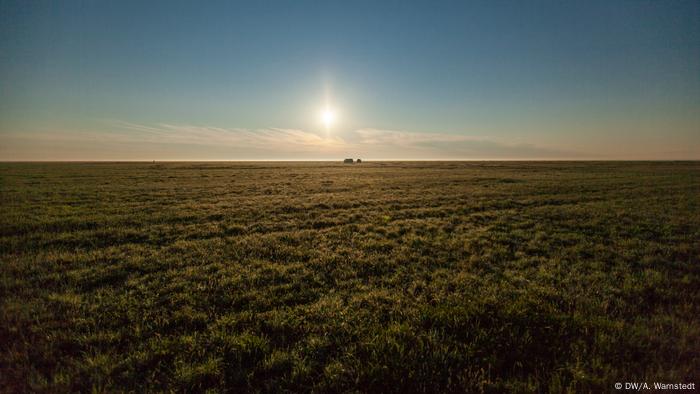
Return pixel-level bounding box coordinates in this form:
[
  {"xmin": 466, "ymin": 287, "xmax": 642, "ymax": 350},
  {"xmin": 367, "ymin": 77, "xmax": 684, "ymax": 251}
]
[
  {"xmin": 353, "ymin": 128, "xmax": 487, "ymax": 145},
  {"xmin": 111, "ymin": 121, "xmax": 347, "ymax": 151},
  {"xmin": 0, "ymin": 121, "xmax": 589, "ymax": 160},
  {"xmin": 107, "ymin": 122, "xmax": 587, "ymax": 159}
]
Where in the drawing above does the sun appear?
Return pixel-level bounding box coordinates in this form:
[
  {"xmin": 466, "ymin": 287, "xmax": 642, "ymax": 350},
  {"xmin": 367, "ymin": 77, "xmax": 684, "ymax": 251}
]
[{"xmin": 321, "ymin": 108, "xmax": 335, "ymax": 128}]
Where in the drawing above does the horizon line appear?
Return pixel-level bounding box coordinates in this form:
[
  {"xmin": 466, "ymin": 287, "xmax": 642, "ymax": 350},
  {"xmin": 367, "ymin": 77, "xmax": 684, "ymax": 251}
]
[{"xmin": 2, "ymin": 159, "xmax": 699, "ymax": 163}]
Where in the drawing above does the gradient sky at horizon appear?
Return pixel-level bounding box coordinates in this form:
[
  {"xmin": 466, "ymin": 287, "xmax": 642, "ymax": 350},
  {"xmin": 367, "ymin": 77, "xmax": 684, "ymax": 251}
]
[{"xmin": 1, "ymin": 0, "xmax": 699, "ymax": 160}]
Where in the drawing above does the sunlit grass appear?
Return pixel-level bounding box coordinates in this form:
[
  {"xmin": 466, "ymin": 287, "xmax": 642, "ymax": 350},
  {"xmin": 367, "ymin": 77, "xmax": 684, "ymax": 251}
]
[{"xmin": 1, "ymin": 161, "xmax": 698, "ymax": 392}]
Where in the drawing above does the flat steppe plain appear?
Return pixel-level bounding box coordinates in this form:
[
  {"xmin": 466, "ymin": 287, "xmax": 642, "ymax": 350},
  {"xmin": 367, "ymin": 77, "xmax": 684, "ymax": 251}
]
[{"xmin": 1, "ymin": 161, "xmax": 698, "ymax": 392}]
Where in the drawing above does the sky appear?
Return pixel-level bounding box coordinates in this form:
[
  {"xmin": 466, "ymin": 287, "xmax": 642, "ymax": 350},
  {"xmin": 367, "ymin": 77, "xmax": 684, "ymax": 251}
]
[{"xmin": 1, "ymin": 0, "xmax": 698, "ymax": 160}]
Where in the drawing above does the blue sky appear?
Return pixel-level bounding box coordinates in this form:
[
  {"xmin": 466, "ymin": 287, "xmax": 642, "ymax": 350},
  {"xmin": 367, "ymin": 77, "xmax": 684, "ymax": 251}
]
[{"xmin": 1, "ymin": 0, "xmax": 698, "ymax": 160}]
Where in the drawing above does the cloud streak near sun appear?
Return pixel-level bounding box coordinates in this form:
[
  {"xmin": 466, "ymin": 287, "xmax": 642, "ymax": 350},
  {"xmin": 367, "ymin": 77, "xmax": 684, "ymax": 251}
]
[
  {"xmin": 0, "ymin": 121, "xmax": 588, "ymax": 160},
  {"xmin": 113, "ymin": 121, "xmax": 347, "ymax": 151},
  {"xmin": 110, "ymin": 122, "xmax": 584, "ymax": 158}
]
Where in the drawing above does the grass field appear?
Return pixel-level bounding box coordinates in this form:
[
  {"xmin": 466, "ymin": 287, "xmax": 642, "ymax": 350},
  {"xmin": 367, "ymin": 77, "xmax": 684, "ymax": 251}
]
[{"xmin": 1, "ymin": 161, "xmax": 698, "ymax": 392}]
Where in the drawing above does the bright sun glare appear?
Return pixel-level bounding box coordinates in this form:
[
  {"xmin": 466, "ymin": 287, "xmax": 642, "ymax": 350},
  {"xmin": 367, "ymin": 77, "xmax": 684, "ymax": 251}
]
[{"xmin": 321, "ymin": 109, "xmax": 335, "ymax": 128}]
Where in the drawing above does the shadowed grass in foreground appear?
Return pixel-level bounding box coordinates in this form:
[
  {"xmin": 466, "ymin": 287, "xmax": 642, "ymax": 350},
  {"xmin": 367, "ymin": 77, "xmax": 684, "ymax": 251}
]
[{"xmin": 1, "ymin": 161, "xmax": 698, "ymax": 392}]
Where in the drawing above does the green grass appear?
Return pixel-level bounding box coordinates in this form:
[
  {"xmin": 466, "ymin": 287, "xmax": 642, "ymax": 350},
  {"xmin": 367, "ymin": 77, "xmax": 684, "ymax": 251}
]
[{"xmin": 1, "ymin": 161, "xmax": 698, "ymax": 392}]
